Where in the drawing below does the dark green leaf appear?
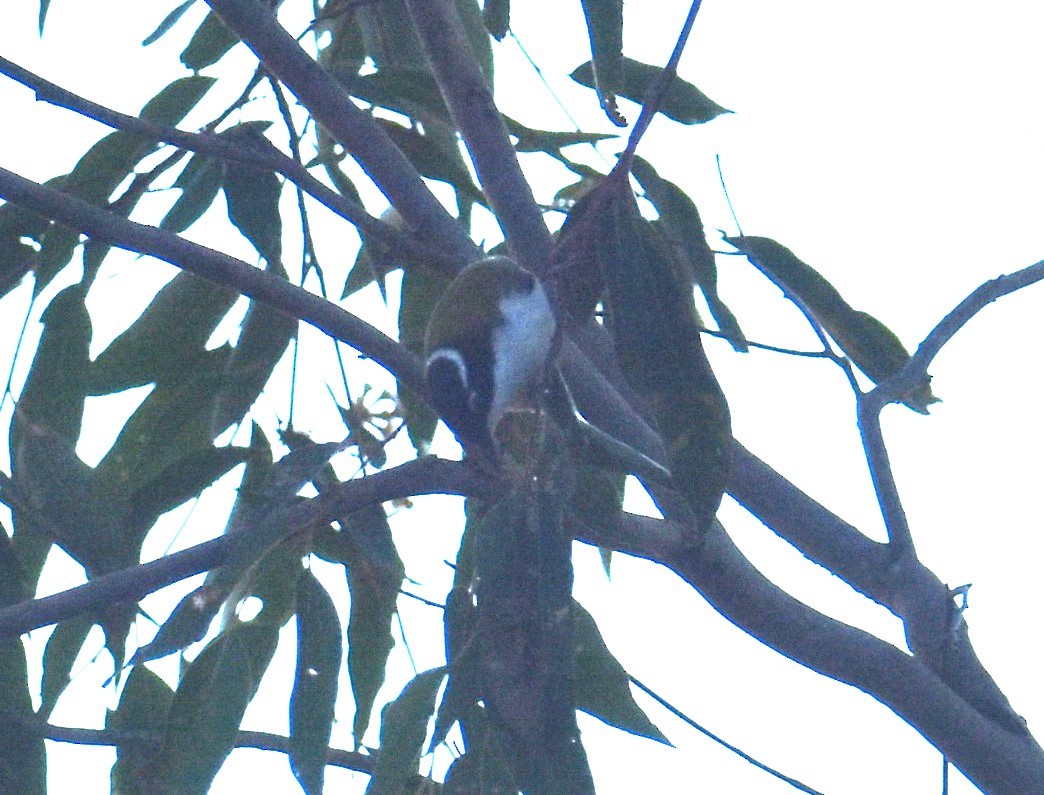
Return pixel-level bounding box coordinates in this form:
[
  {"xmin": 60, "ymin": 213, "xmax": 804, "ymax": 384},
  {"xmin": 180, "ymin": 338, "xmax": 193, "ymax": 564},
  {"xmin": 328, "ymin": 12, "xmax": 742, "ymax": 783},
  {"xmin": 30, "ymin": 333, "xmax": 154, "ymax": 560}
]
[
  {"xmin": 584, "ymin": 172, "xmax": 731, "ymax": 532},
  {"xmin": 632, "ymin": 156, "xmax": 746, "ymax": 351},
  {"xmin": 35, "ymin": 75, "xmax": 215, "ymax": 291},
  {"xmin": 160, "ymin": 153, "xmax": 224, "ymax": 234},
  {"xmin": 221, "ymin": 126, "xmax": 283, "ymax": 264},
  {"xmin": 726, "ymin": 235, "xmax": 938, "ymax": 412},
  {"xmin": 578, "ymin": 0, "xmax": 625, "ymax": 125},
  {"xmin": 482, "ymin": 0, "xmax": 510, "ymax": 39},
  {"xmin": 570, "ymin": 57, "xmax": 731, "ymax": 125},
  {"xmin": 502, "ymin": 115, "xmax": 616, "ymax": 153},
  {"xmin": 378, "ymin": 120, "xmax": 486, "ymax": 207},
  {"xmin": 573, "ymin": 602, "xmax": 670, "ymax": 744},
  {"xmin": 143, "ymin": 0, "xmax": 197, "ymax": 46},
  {"xmin": 365, "ymin": 667, "xmax": 446, "ymax": 795},
  {"xmin": 342, "ymin": 505, "xmax": 405, "ymax": 746},
  {"xmin": 181, "ymin": 9, "xmax": 238, "ymax": 70},
  {"xmin": 0, "ymin": 638, "xmax": 45, "ymax": 794},
  {"xmin": 39, "ymin": 615, "xmax": 93, "ymax": 720},
  {"xmin": 129, "ymin": 583, "xmax": 224, "ymax": 665},
  {"xmin": 10, "ymin": 285, "xmax": 92, "ymax": 582},
  {"xmin": 290, "ymin": 570, "xmax": 343, "ymax": 795},
  {"xmin": 398, "ymin": 266, "xmax": 449, "ymax": 454},
  {"xmin": 88, "ymin": 271, "xmax": 237, "ymax": 394},
  {"xmin": 108, "ymin": 665, "xmax": 175, "ymax": 794},
  {"xmin": 344, "ymin": 69, "xmax": 451, "ymax": 126},
  {"xmin": 37, "ymin": 0, "xmax": 50, "ymax": 34},
  {"xmin": 153, "ymin": 622, "xmax": 279, "ymax": 794}
]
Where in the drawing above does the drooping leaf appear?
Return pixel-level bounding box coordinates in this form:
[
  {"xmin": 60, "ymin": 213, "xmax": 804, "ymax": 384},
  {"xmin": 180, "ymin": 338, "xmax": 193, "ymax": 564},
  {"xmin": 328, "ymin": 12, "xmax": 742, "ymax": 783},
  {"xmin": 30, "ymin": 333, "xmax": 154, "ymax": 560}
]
[
  {"xmin": 289, "ymin": 570, "xmax": 343, "ymax": 795},
  {"xmin": 632, "ymin": 156, "xmax": 747, "ymax": 351},
  {"xmin": 575, "ymin": 170, "xmax": 731, "ymax": 532},
  {"xmin": 221, "ymin": 124, "xmax": 283, "ymax": 265},
  {"xmin": 502, "ymin": 115, "xmax": 616, "ymax": 153},
  {"xmin": 397, "ymin": 266, "xmax": 449, "ymax": 454},
  {"xmin": 0, "ymin": 526, "xmax": 44, "ymax": 794},
  {"xmin": 0, "ymin": 637, "xmax": 45, "ymax": 794},
  {"xmin": 181, "ymin": 9, "xmax": 239, "ymax": 70},
  {"xmin": 108, "ymin": 664, "xmax": 175, "ymax": 794},
  {"xmin": 483, "ymin": 0, "xmax": 510, "ymax": 39},
  {"xmin": 160, "ymin": 152, "xmax": 224, "ymax": 234},
  {"xmin": 35, "ymin": 76, "xmax": 215, "ymax": 291},
  {"xmin": 570, "ymin": 57, "xmax": 731, "ymax": 125},
  {"xmin": 573, "ymin": 602, "xmax": 670, "ymax": 744},
  {"xmin": 578, "ymin": 0, "xmax": 625, "ymax": 125},
  {"xmin": 89, "ymin": 273, "xmax": 236, "ymax": 394},
  {"xmin": 378, "ymin": 120, "xmax": 487, "ymax": 207},
  {"xmin": 143, "ymin": 0, "xmax": 198, "ymax": 46},
  {"xmin": 337, "ymin": 505, "xmax": 406, "ymax": 747},
  {"xmin": 39, "ymin": 614, "xmax": 93, "ymax": 720},
  {"xmin": 344, "ymin": 69, "xmax": 451, "ymax": 127},
  {"xmin": 365, "ymin": 667, "xmax": 446, "ymax": 795},
  {"xmin": 37, "ymin": 0, "xmax": 50, "ymax": 34},
  {"xmin": 129, "ymin": 583, "xmax": 225, "ymax": 666},
  {"xmin": 10, "ymin": 285, "xmax": 92, "ymax": 583},
  {"xmin": 151, "ymin": 621, "xmax": 279, "ymax": 794},
  {"xmin": 726, "ymin": 235, "xmax": 939, "ymax": 412}
]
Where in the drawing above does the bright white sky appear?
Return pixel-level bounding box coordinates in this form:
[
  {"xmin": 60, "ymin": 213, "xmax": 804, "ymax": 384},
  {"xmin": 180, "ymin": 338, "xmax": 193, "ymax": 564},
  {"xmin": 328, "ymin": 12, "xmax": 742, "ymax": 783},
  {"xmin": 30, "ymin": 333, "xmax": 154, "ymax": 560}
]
[{"xmin": 2, "ymin": 1, "xmax": 1044, "ymax": 794}]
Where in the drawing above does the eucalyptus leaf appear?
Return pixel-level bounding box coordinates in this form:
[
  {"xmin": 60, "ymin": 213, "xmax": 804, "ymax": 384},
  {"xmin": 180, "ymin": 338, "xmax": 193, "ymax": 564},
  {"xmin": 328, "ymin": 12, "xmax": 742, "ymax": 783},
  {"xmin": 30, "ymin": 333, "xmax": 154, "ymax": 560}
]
[{"xmin": 578, "ymin": 0, "xmax": 625, "ymax": 125}]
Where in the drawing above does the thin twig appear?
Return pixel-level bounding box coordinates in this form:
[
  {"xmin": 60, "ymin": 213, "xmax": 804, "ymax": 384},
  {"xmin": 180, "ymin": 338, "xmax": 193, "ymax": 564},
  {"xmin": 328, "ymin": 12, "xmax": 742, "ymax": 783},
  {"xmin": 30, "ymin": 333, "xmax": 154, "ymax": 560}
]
[
  {"xmin": 630, "ymin": 676, "xmax": 825, "ymax": 795},
  {"xmin": 619, "ymin": 0, "xmax": 703, "ymax": 169},
  {"xmin": 0, "ymin": 55, "xmax": 446, "ymax": 269}
]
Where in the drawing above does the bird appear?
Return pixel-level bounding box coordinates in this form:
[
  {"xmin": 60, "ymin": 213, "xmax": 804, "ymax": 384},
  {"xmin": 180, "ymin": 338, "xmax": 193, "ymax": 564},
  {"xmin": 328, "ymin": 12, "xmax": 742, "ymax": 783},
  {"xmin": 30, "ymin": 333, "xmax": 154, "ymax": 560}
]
[{"xmin": 424, "ymin": 255, "xmax": 556, "ymax": 454}]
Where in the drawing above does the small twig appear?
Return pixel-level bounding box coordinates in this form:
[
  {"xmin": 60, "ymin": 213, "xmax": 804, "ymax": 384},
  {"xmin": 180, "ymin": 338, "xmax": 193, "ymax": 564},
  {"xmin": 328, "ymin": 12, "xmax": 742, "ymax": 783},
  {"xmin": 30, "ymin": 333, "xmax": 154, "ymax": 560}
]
[
  {"xmin": 630, "ymin": 675, "xmax": 825, "ymax": 794},
  {"xmin": 619, "ymin": 0, "xmax": 704, "ymax": 170},
  {"xmin": 857, "ymin": 395, "xmax": 915, "ymax": 556},
  {"xmin": 716, "ymin": 153, "xmax": 743, "ymax": 235},
  {"xmin": 701, "ymin": 328, "xmax": 835, "ymax": 359},
  {"xmin": 0, "ymin": 55, "xmax": 446, "ymax": 270}
]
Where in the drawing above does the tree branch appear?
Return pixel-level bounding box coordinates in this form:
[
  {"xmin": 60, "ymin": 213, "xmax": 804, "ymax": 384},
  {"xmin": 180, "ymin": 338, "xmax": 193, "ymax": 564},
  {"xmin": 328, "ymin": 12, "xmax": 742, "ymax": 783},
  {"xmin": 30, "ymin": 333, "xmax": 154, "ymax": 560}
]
[
  {"xmin": 203, "ymin": 0, "xmax": 480, "ymax": 265},
  {"xmin": 404, "ymin": 0, "xmax": 553, "ymax": 275},
  {"xmin": 0, "ymin": 166, "xmax": 424, "ymax": 390},
  {"xmin": 0, "ymin": 55, "xmax": 447, "ymax": 269},
  {"xmin": 0, "ymin": 457, "xmax": 480, "ymax": 637},
  {"xmin": 575, "ymin": 510, "xmax": 1044, "ymax": 795}
]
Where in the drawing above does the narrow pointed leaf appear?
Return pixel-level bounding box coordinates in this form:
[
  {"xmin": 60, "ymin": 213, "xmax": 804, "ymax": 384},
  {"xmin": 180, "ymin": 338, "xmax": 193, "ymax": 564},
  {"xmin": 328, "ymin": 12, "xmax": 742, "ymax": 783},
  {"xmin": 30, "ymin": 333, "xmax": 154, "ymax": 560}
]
[
  {"xmin": 398, "ymin": 266, "xmax": 449, "ymax": 454},
  {"xmin": 181, "ymin": 9, "xmax": 239, "ymax": 70},
  {"xmin": 290, "ymin": 570, "xmax": 343, "ymax": 795},
  {"xmin": 143, "ymin": 0, "xmax": 197, "ymax": 46},
  {"xmin": 727, "ymin": 235, "xmax": 939, "ymax": 412},
  {"xmin": 579, "ymin": 0, "xmax": 625, "ymax": 125},
  {"xmin": 574, "ymin": 602, "xmax": 670, "ymax": 744},
  {"xmin": 152, "ymin": 622, "xmax": 279, "ymax": 794},
  {"xmin": 483, "ymin": 0, "xmax": 510, "ymax": 39},
  {"xmin": 221, "ymin": 126, "xmax": 283, "ymax": 265},
  {"xmin": 632, "ymin": 156, "xmax": 746, "ymax": 351},
  {"xmin": 0, "ymin": 638, "xmax": 45, "ymax": 794},
  {"xmin": 341, "ymin": 505, "xmax": 405, "ymax": 746},
  {"xmin": 365, "ymin": 667, "xmax": 446, "ymax": 795},
  {"xmin": 570, "ymin": 57, "xmax": 731, "ymax": 125},
  {"xmin": 584, "ymin": 172, "xmax": 731, "ymax": 532},
  {"xmin": 160, "ymin": 153, "xmax": 224, "ymax": 234},
  {"xmin": 378, "ymin": 120, "xmax": 486, "ymax": 207},
  {"xmin": 454, "ymin": 0, "xmax": 494, "ymax": 84},
  {"xmin": 108, "ymin": 664, "xmax": 176, "ymax": 793},
  {"xmin": 129, "ymin": 583, "xmax": 226, "ymax": 665},
  {"xmin": 39, "ymin": 615, "xmax": 93, "ymax": 720}
]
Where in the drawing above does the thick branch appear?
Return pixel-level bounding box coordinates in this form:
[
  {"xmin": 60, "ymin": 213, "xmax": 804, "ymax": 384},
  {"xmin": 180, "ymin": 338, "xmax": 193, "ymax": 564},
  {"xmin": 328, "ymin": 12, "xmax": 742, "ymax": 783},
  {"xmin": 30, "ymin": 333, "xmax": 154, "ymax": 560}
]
[
  {"xmin": 727, "ymin": 439, "xmax": 1025, "ymax": 736},
  {"xmin": 204, "ymin": 0, "xmax": 479, "ymax": 265},
  {"xmin": 575, "ymin": 511, "xmax": 1044, "ymax": 795},
  {"xmin": 404, "ymin": 0, "xmax": 553, "ymax": 274},
  {"xmin": 0, "ymin": 55, "xmax": 446, "ymax": 268},
  {"xmin": 0, "ymin": 167, "xmax": 424, "ymax": 389},
  {"xmin": 0, "ymin": 457, "xmax": 478, "ymax": 637}
]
